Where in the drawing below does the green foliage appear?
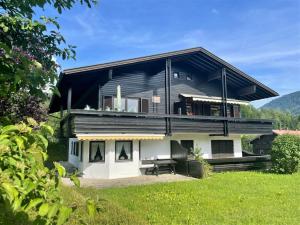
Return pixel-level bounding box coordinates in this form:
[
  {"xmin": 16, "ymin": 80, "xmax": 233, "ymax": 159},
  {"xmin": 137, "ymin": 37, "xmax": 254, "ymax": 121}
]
[
  {"xmin": 0, "ymin": 118, "xmax": 103, "ymax": 224},
  {"xmin": 0, "ymin": 118, "xmax": 74, "ymax": 224},
  {"xmin": 241, "ymin": 105, "xmax": 300, "ymax": 130},
  {"xmin": 241, "ymin": 135, "xmax": 256, "ymax": 152},
  {"xmin": 0, "ymin": 0, "xmax": 97, "ymax": 106},
  {"xmin": 270, "ymin": 134, "xmax": 300, "ymax": 174},
  {"xmin": 0, "ymin": 91, "xmax": 48, "ymax": 124},
  {"xmin": 192, "ymin": 145, "xmax": 212, "ymax": 178}
]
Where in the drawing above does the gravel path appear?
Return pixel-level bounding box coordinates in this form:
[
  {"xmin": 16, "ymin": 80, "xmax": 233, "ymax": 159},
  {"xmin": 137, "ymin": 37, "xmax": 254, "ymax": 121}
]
[{"xmin": 62, "ymin": 174, "xmax": 195, "ymax": 189}]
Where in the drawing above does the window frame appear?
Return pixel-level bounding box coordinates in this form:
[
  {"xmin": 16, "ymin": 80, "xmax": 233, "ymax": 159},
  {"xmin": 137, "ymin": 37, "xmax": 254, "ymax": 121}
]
[
  {"xmin": 127, "ymin": 97, "xmax": 140, "ymax": 113},
  {"xmin": 173, "ymin": 72, "xmax": 180, "ymax": 79},
  {"xmin": 141, "ymin": 98, "xmax": 149, "ymax": 113},
  {"xmin": 103, "ymin": 96, "xmax": 113, "ymax": 111},
  {"xmin": 115, "ymin": 141, "xmax": 133, "ymax": 162},
  {"xmin": 80, "ymin": 141, "xmax": 83, "ymax": 162},
  {"xmin": 89, "ymin": 141, "xmax": 105, "ymax": 163}
]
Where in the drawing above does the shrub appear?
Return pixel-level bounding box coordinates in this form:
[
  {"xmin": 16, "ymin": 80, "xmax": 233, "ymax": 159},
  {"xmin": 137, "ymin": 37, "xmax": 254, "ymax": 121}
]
[
  {"xmin": 271, "ymin": 134, "xmax": 300, "ymax": 174},
  {"xmin": 192, "ymin": 146, "xmax": 212, "ymax": 178},
  {"xmin": 0, "ymin": 118, "xmax": 99, "ymax": 225}
]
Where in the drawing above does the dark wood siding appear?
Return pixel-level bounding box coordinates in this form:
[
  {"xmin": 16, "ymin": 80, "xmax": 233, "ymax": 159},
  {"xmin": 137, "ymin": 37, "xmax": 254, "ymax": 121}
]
[
  {"xmin": 63, "ymin": 110, "xmax": 273, "ymax": 137},
  {"xmin": 228, "ymin": 121, "xmax": 273, "ymax": 134},
  {"xmin": 171, "ymin": 118, "xmax": 224, "ymax": 133},
  {"xmin": 95, "ymin": 62, "xmax": 237, "ymax": 115},
  {"xmin": 72, "ymin": 115, "xmax": 166, "ymax": 134}
]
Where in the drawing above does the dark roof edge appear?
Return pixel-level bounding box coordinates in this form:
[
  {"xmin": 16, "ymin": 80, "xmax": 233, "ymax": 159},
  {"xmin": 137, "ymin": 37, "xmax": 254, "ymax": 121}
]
[
  {"xmin": 63, "ymin": 47, "xmax": 279, "ymax": 97},
  {"xmin": 63, "ymin": 47, "xmax": 203, "ymax": 74},
  {"xmin": 199, "ymin": 48, "xmax": 279, "ymax": 97}
]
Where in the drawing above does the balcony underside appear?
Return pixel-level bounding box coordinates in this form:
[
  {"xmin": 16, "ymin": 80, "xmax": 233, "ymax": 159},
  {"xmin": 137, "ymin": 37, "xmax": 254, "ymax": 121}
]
[{"xmin": 61, "ymin": 110, "xmax": 273, "ymax": 137}]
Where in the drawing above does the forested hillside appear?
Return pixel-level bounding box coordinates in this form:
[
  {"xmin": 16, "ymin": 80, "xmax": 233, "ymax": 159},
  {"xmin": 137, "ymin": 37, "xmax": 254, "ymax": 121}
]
[
  {"xmin": 262, "ymin": 91, "xmax": 300, "ymax": 115},
  {"xmin": 241, "ymin": 105, "xmax": 300, "ymax": 130}
]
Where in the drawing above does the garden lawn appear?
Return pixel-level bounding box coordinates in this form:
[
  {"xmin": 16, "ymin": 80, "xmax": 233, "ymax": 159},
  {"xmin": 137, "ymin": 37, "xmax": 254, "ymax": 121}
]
[{"xmin": 68, "ymin": 172, "xmax": 300, "ymax": 225}]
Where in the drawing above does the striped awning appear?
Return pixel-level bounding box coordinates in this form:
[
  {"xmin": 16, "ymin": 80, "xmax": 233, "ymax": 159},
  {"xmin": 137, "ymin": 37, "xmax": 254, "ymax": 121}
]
[
  {"xmin": 180, "ymin": 93, "xmax": 249, "ymax": 105},
  {"xmin": 76, "ymin": 133, "xmax": 165, "ymax": 141}
]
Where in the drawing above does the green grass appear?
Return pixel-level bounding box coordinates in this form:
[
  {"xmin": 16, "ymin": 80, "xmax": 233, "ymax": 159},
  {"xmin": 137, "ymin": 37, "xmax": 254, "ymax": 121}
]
[
  {"xmin": 1, "ymin": 172, "xmax": 299, "ymax": 225},
  {"xmin": 67, "ymin": 172, "xmax": 300, "ymax": 225}
]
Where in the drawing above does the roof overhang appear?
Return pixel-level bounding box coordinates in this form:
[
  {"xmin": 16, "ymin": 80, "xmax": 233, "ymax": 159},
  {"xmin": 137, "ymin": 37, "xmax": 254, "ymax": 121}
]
[
  {"xmin": 76, "ymin": 133, "xmax": 165, "ymax": 141},
  {"xmin": 180, "ymin": 93, "xmax": 249, "ymax": 105},
  {"xmin": 49, "ymin": 47, "xmax": 279, "ymax": 113}
]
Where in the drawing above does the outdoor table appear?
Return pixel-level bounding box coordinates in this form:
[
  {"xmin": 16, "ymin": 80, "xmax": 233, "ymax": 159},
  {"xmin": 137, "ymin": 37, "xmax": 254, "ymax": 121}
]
[{"xmin": 152, "ymin": 159, "xmax": 177, "ymax": 176}]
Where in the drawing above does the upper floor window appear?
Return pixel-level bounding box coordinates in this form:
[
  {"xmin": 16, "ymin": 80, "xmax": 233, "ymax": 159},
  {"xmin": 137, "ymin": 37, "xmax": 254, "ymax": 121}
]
[
  {"xmin": 173, "ymin": 72, "xmax": 180, "ymax": 79},
  {"xmin": 210, "ymin": 104, "xmax": 221, "ymax": 117},
  {"xmin": 113, "ymin": 97, "xmax": 126, "ymax": 111},
  {"xmin": 103, "ymin": 96, "xmax": 149, "ymax": 113},
  {"xmin": 141, "ymin": 98, "xmax": 149, "ymax": 113},
  {"xmin": 127, "ymin": 98, "xmax": 140, "ymax": 113},
  {"xmin": 104, "ymin": 96, "xmax": 113, "ymax": 111}
]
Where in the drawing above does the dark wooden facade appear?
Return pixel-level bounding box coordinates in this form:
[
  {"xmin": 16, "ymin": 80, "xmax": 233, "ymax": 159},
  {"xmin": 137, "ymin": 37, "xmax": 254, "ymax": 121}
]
[
  {"xmin": 60, "ymin": 110, "xmax": 273, "ymax": 138},
  {"xmin": 50, "ymin": 47, "xmax": 278, "ymax": 137}
]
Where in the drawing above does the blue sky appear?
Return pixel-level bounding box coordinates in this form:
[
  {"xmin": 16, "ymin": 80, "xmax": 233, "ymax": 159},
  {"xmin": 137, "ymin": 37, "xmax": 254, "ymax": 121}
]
[{"xmin": 44, "ymin": 0, "xmax": 300, "ymax": 107}]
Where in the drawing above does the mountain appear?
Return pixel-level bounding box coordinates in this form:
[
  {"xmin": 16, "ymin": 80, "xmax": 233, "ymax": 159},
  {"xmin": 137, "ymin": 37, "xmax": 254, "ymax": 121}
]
[{"xmin": 261, "ymin": 91, "xmax": 300, "ymax": 115}]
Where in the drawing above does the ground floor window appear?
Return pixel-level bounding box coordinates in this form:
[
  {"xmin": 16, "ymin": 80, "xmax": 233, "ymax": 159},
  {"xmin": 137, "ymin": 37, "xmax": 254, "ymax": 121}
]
[
  {"xmin": 89, "ymin": 141, "xmax": 105, "ymax": 162},
  {"xmin": 70, "ymin": 140, "xmax": 79, "ymax": 156},
  {"xmin": 80, "ymin": 142, "xmax": 83, "ymax": 162},
  {"xmin": 211, "ymin": 140, "xmax": 234, "ymax": 158},
  {"xmin": 181, "ymin": 140, "xmax": 194, "ymax": 155},
  {"xmin": 115, "ymin": 141, "xmax": 133, "ymax": 161}
]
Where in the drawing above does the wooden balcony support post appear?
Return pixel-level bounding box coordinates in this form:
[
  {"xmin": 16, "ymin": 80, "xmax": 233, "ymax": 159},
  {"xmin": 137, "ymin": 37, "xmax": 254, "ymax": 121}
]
[
  {"xmin": 165, "ymin": 58, "xmax": 172, "ymax": 135},
  {"xmin": 221, "ymin": 68, "xmax": 229, "ymax": 136},
  {"xmin": 98, "ymin": 84, "xmax": 102, "ymax": 110}
]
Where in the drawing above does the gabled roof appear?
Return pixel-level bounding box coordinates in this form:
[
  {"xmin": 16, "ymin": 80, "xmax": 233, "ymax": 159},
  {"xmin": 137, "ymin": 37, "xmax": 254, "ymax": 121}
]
[
  {"xmin": 49, "ymin": 47, "xmax": 279, "ymax": 113},
  {"xmin": 62, "ymin": 47, "xmax": 278, "ymax": 96}
]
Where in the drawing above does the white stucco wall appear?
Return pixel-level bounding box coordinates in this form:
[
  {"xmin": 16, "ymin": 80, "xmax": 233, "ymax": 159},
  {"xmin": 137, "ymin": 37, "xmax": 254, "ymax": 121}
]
[
  {"xmin": 139, "ymin": 133, "xmax": 242, "ymax": 160},
  {"xmin": 68, "ymin": 133, "xmax": 243, "ymax": 179},
  {"xmin": 68, "ymin": 138, "xmax": 82, "ymax": 169}
]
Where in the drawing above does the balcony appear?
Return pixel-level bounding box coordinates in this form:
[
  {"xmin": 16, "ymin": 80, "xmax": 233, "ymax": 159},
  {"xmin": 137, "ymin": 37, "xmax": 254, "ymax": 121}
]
[{"xmin": 60, "ymin": 109, "xmax": 273, "ymax": 137}]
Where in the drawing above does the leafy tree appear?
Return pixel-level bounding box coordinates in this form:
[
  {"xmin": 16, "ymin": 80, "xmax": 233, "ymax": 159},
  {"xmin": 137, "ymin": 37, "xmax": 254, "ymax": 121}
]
[
  {"xmin": 271, "ymin": 134, "xmax": 300, "ymax": 174},
  {"xmin": 0, "ymin": 0, "xmax": 97, "ymax": 122},
  {"xmin": 0, "ymin": 1, "xmax": 100, "ymax": 224},
  {"xmin": 0, "ymin": 91, "xmax": 48, "ymax": 124},
  {"xmin": 241, "ymin": 105, "xmax": 300, "ymax": 130}
]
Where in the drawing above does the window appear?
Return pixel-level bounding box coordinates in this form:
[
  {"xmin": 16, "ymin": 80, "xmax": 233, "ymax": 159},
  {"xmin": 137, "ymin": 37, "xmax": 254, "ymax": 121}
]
[
  {"xmin": 75, "ymin": 142, "xmax": 79, "ymax": 156},
  {"xmin": 233, "ymin": 105, "xmax": 240, "ymax": 118},
  {"xmin": 211, "ymin": 140, "xmax": 234, "ymax": 158},
  {"xmin": 115, "ymin": 141, "xmax": 132, "ymax": 161},
  {"xmin": 173, "ymin": 72, "xmax": 180, "ymax": 79},
  {"xmin": 89, "ymin": 141, "xmax": 105, "ymax": 162},
  {"xmin": 211, "ymin": 104, "xmax": 221, "ymax": 116},
  {"xmin": 80, "ymin": 142, "xmax": 83, "ymax": 162},
  {"xmin": 127, "ymin": 98, "xmax": 140, "ymax": 113},
  {"xmin": 103, "ymin": 96, "xmax": 113, "ymax": 111},
  {"xmin": 103, "ymin": 96, "xmax": 149, "ymax": 113},
  {"xmin": 113, "ymin": 97, "xmax": 126, "ymax": 111},
  {"xmin": 186, "ymin": 74, "xmax": 192, "ymax": 81},
  {"xmin": 141, "ymin": 99, "xmax": 149, "ymax": 113},
  {"xmin": 181, "ymin": 140, "xmax": 194, "ymax": 155}
]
